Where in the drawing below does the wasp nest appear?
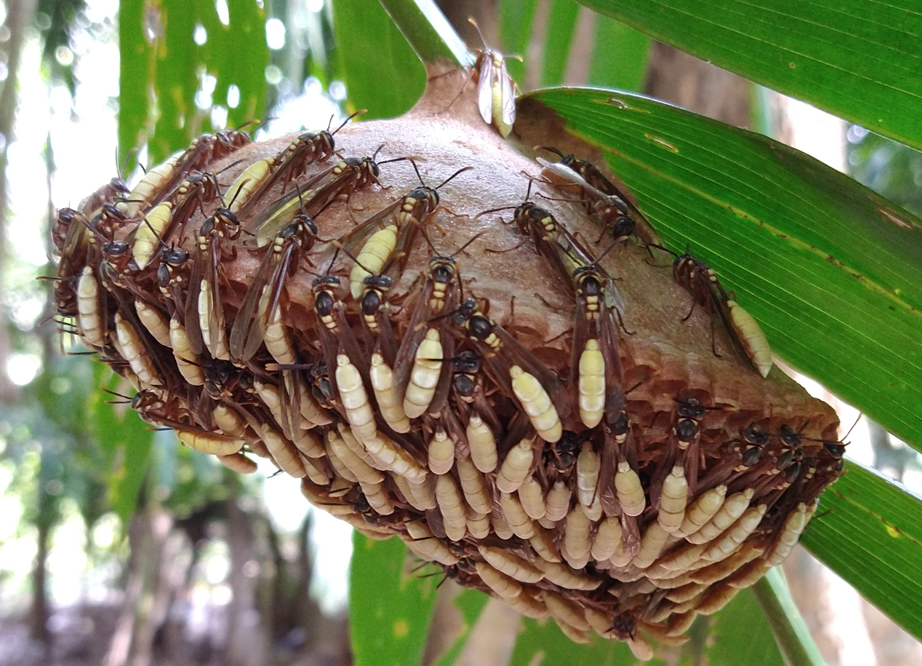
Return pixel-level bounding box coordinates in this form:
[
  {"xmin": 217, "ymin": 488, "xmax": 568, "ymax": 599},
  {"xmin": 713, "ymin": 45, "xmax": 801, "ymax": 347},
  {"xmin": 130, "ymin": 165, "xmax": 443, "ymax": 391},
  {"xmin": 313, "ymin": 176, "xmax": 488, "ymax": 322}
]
[{"xmin": 53, "ymin": 68, "xmax": 843, "ymax": 657}]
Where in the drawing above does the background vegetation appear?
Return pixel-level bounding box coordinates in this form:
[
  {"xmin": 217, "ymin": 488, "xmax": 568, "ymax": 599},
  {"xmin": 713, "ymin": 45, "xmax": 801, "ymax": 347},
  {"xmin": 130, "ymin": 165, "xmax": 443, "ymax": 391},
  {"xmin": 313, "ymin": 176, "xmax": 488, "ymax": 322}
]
[{"xmin": 1, "ymin": 0, "xmax": 921, "ymax": 664}]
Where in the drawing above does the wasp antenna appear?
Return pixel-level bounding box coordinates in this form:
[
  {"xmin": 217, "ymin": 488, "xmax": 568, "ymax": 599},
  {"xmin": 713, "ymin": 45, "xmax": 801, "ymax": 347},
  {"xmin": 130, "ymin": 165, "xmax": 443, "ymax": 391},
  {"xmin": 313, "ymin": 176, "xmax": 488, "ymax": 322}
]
[
  {"xmin": 216, "ymin": 159, "xmax": 246, "ymax": 177},
  {"xmin": 536, "ymin": 192, "xmax": 580, "ymax": 206},
  {"xmin": 451, "ymin": 230, "xmax": 487, "ymax": 257},
  {"xmin": 266, "ymin": 361, "xmax": 314, "ymax": 371},
  {"xmin": 468, "ymin": 17, "xmax": 488, "ymax": 48},
  {"xmin": 436, "ymin": 165, "xmax": 474, "ymax": 191},
  {"xmin": 647, "ymin": 243, "xmax": 679, "ymax": 259},
  {"xmin": 116, "ymin": 145, "xmax": 139, "ymax": 183},
  {"xmin": 842, "ymin": 413, "xmax": 862, "ymax": 441},
  {"xmin": 101, "ymin": 387, "xmax": 134, "ymax": 402},
  {"xmin": 472, "ymin": 204, "xmax": 516, "ymax": 221},
  {"xmin": 332, "ymin": 239, "xmax": 378, "ymax": 276},
  {"xmin": 136, "ymin": 215, "xmax": 168, "ymax": 250},
  {"xmin": 332, "ymin": 110, "xmax": 366, "ymax": 135},
  {"xmin": 294, "ymin": 181, "xmax": 309, "ymax": 215},
  {"xmin": 377, "ymin": 155, "xmax": 419, "ymax": 168},
  {"xmin": 418, "ymin": 224, "xmax": 439, "ymax": 254},
  {"xmin": 534, "ymin": 145, "xmax": 566, "ymax": 159},
  {"xmin": 524, "ymin": 177, "xmax": 535, "ymax": 202},
  {"xmin": 223, "ymin": 175, "xmax": 248, "ymax": 211},
  {"xmin": 593, "ymin": 228, "xmax": 633, "ymax": 266},
  {"xmin": 234, "ymin": 117, "xmax": 262, "ymax": 132},
  {"xmin": 408, "ymin": 158, "xmax": 426, "ymax": 187}
]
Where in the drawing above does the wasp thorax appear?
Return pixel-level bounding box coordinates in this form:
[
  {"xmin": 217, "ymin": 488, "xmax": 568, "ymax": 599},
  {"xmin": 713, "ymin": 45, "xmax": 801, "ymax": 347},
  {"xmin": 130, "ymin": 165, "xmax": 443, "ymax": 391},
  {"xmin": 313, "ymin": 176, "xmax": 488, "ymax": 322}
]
[{"xmin": 53, "ymin": 66, "xmax": 843, "ymax": 656}]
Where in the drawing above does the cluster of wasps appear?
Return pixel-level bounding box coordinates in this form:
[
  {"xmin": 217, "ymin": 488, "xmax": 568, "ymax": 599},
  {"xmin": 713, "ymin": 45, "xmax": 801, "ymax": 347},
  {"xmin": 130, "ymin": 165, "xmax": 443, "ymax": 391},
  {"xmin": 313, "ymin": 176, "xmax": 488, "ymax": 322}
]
[{"xmin": 51, "ymin": 110, "xmax": 845, "ymax": 658}]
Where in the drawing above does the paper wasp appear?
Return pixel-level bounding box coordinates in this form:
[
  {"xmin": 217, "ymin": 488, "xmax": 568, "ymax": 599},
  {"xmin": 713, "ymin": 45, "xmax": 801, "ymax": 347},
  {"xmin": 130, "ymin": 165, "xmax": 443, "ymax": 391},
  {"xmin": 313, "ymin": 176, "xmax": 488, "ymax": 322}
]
[
  {"xmin": 390, "ymin": 231, "xmax": 483, "ymax": 421},
  {"xmin": 487, "ymin": 186, "xmax": 628, "ymax": 429},
  {"xmin": 468, "ymin": 18, "xmax": 518, "ymax": 138},
  {"xmin": 536, "ymin": 150, "xmax": 661, "ymax": 247},
  {"xmin": 319, "ymin": 164, "xmax": 473, "ymax": 300},
  {"xmin": 185, "ymin": 206, "xmax": 241, "ymax": 360},
  {"xmin": 121, "ymin": 130, "xmax": 247, "ymax": 219},
  {"xmin": 246, "ymin": 153, "xmax": 384, "ymax": 247},
  {"xmin": 228, "ymin": 212, "xmax": 319, "ymax": 364},
  {"xmin": 454, "ymin": 297, "xmax": 571, "ymax": 442},
  {"xmin": 129, "ymin": 170, "xmax": 222, "ymax": 271},
  {"xmin": 222, "ymin": 112, "xmax": 360, "ymax": 218},
  {"xmin": 663, "ymin": 246, "xmax": 772, "ymax": 378}
]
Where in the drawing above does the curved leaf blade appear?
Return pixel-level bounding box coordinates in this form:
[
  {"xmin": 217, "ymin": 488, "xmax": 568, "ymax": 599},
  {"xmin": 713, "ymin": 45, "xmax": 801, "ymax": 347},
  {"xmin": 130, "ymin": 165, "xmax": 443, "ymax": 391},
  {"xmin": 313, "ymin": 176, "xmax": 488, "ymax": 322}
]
[
  {"xmin": 200, "ymin": 0, "xmax": 268, "ymax": 131},
  {"xmin": 332, "ymin": 0, "xmax": 426, "ymax": 119},
  {"xmin": 509, "ymin": 618, "xmax": 642, "ymax": 666},
  {"xmin": 92, "ymin": 363, "xmax": 152, "ymax": 525},
  {"xmin": 118, "ymin": 0, "xmax": 153, "ymax": 171},
  {"xmin": 431, "ymin": 588, "xmax": 489, "ymax": 666},
  {"xmin": 801, "ymin": 462, "xmax": 922, "ymax": 643},
  {"xmin": 587, "ymin": 14, "xmax": 651, "ymax": 92},
  {"xmin": 350, "ymin": 534, "xmax": 439, "ymax": 666},
  {"xmin": 151, "ymin": 0, "xmax": 199, "ymax": 163},
  {"xmin": 577, "ymin": 0, "xmax": 922, "ymax": 152},
  {"xmin": 518, "ymin": 88, "xmax": 922, "ymax": 454}
]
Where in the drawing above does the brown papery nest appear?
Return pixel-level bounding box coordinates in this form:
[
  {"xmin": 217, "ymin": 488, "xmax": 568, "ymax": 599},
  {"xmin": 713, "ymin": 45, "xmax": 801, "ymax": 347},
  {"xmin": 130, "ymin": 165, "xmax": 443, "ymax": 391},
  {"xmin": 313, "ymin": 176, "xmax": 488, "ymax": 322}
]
[{"xmin": 53, "ymin": 64, "xmax": 843, "ymax": 658}]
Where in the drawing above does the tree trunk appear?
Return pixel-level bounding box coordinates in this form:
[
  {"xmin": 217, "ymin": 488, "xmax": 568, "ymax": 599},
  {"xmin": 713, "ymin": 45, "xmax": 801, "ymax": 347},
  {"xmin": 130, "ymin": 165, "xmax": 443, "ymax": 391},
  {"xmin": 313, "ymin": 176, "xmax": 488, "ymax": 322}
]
[
  {"xmin": 223, "ymin": 480, "xmax": 271, "ymax": 666},
  {"xmin": 29, "ymin": 518, "xmax": 51, "ymax": 644},
  {"xmin": 644, "ymin": 41, "xmax": 751, "ymax": 128}
]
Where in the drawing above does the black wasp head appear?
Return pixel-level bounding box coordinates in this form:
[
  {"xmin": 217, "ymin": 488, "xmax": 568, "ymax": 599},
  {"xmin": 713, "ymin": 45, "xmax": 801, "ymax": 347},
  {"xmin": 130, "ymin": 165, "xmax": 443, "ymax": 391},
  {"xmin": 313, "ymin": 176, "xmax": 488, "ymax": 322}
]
[
  {"xmin": 452, "ymin": 298, "xmax": 478, "ymax": 326},
  {"xmin": 410, "ymin": 186, "xmax": 439, "ymax": 210},
  {"xmin": 823, "ymin": 441, "xmax": 846, "ymax": 459},
  {"xmin": 200, "ymin": 216, "xmax": 217, "ymax": 237},
  {"xmin": 364, "ymin": 274, "xmax": 393, "ymax": 290},
  {"xmin": 103, "ymin": 240, "xmax": 130, "ymax": 257},
  {"xmin": 609, "ymin": 410, "xmax": 630, "ymax": 436},
  {"xmin": 556, "ymin": 432, "xmax": 580, "ymax": 457},
  {"xmin": 203, "ymin": 381, "xmax": 223, "ymax": 400},
  {"xmin": 780, "ymin": 424, "xmax": 802, "ymax": 449},
  {"xmin": 204, "ymin": 359, "xmax": 234, "ymax": 387},
  {"xmin": 110, "ymin": 177, "xmax": 130, "ymax": 195},
  {"xmin": 609, "ymin": 612, "xmax": 636, "ymax": 641},
  {"xmin": 675, "ymin": 418, "xmax": 698, "ymax": 443},
  {"xmin": 316, "ymin": 130, "xmax": 335, "ymax": 157},
  {"xmin": 430, "ymin": 257, "xmax": 455, "ymax": 283},
  {"xmin": 744, "ymin": 423, "xmax": 769, "ymax": 447},
  {"xmin": 776, "ymin": 449, "xmax": 794, "ymax": 470},
  {"xmin": 453, "ymin": 374, "xmax": 475, "ymax": 399},
  {"xmin": 352, "ymin": 494, "xmax": 371, "ymax": 515},
  {"xmin": 676, "ymin": 397, "xmax": 707, "ymax": 421},
  {"xmin": 213, "ymin": 206, "xmax": 239, "ymax": 229},
  {"xmin": 312, "ymin": 274, "xmax": 340, "ymax": 289},
  {"xmin": 100, "ymin": 202, "xmax": 126, "ymax": 222},
  {"xmin": 741, "ymin": 446, "xmax": 762, "ymax": 467},
  {"xmin": 517, "ymin": 201, "xmax": 547, "ymax": 222},
  {"xmin": 156, "ymin": 263, "xmax": 171, "ymax": 289},
  {"xmin": 612, "ymin": 215, "xmax": 635, "ymax": 241},
  {"xmin": 452, "ymin": 350, "xmax": 480, "ymax": 374},
  {"xmin": 161, "ymin": 246, "xmax": 189, "ymax": 266},
  {"xmin": 575, "ymin": 269, "xmax": 602, "ymax": 296},
  {"xmin": 297, "ymin": 215, "xmax": 319, "ymax": 236},
  {"xmin": 363, "ymin": 156, "xmax": 381, "ymax": 183},
  {"xmin": 315, "ymin": 290, "xmax": 335, "ymax": 316},
  {"xmin": 57, "ymin": 207, "xmax": 78, "ymax": 223}
]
